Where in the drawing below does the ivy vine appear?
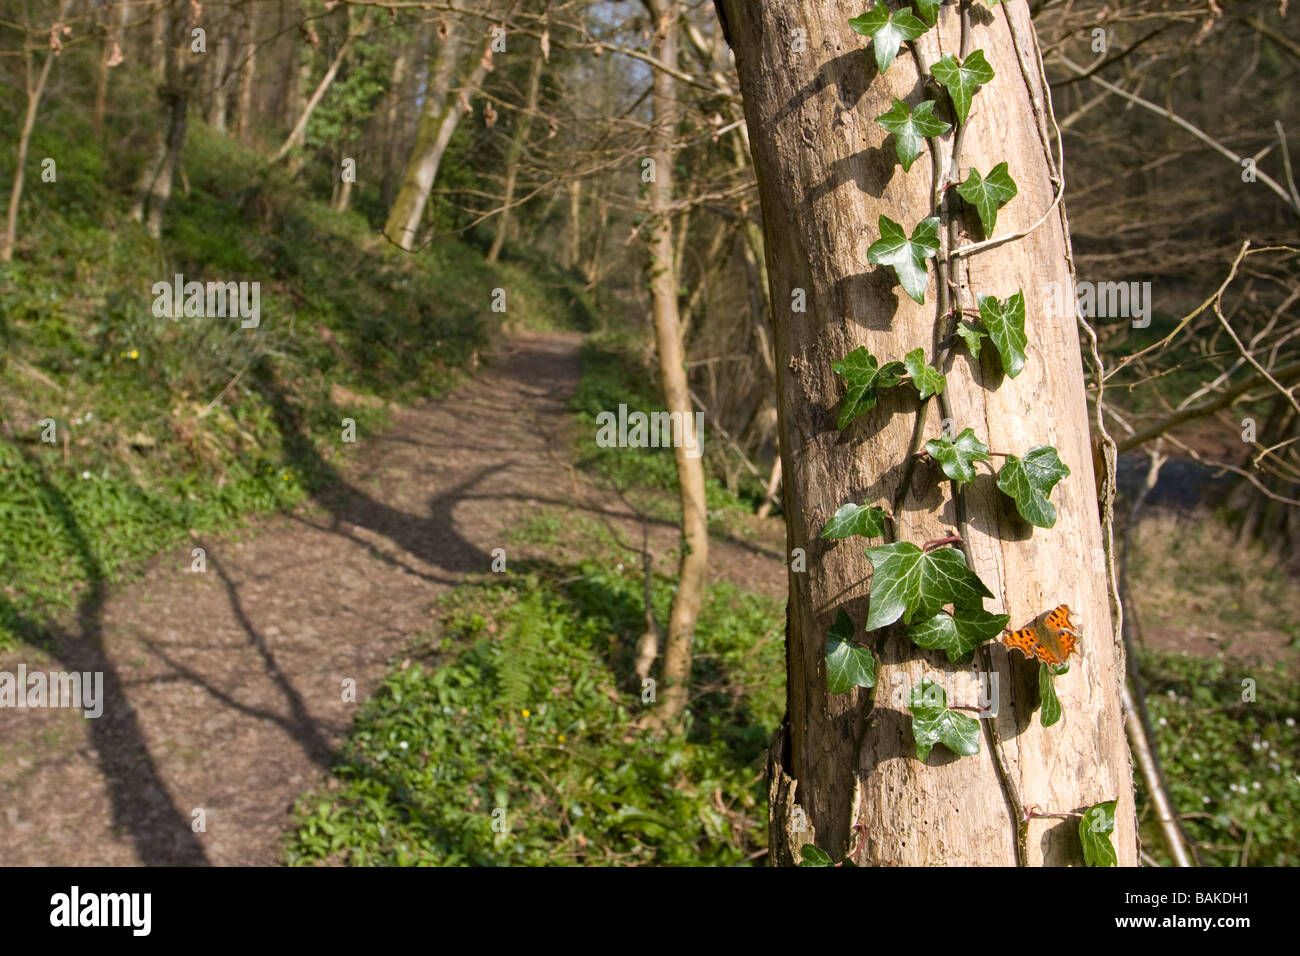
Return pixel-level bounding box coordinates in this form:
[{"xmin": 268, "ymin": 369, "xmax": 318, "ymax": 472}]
[{"xmin": 805, "ymin": 0, "xmax": 1117, "ymax": 868}]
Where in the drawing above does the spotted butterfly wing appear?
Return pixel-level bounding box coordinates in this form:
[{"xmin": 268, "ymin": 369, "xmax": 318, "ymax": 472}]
[{"xmin": 1001, "ymin": 604, "xmax": 1079, "ymax": 667}]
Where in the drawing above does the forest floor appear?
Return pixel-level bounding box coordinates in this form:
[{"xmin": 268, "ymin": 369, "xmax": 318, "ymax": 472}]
[
  {"xmin": 0, "ymin": 330, "xmax": 785, "ymax": 865},
  {"xmin": 1, "ymin": 331, "xmax": 1292, "ymax": 866}
]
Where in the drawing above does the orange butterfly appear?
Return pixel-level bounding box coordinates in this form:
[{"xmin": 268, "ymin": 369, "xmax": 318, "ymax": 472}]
[{"xmin": 1001, "ymin": 604, "xmax": 1079, "ymax": 667}]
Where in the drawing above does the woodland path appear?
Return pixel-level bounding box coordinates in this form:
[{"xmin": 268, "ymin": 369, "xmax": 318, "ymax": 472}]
[{"xmin": 0, "ymin": 330, "xmax": 785, "ymax": 865}]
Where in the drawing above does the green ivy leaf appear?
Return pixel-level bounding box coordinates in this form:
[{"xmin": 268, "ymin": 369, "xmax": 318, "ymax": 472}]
[
  {"xmin": 825, "ymin": 609, "xmax": 878, "ymax": 695},
  {"xmin": 914, "ymin": 0, "xmax": 943, "ymax": 26},
  {"xmin": 831, "ymin": 346, "xmax": 908, "ymax": 429},
  {"xmin": 1039, "ymin": 662, "xmax": 1062, "ymax": 727},
  {"xmin": 909, "ymin": 679, "xmax": 981, "ymax": 760},
  {"xmin": 822, "ymin": 502, "xmax": 888, "ymax": 540},
  {"xmin": 864, "ymin": 543, "xmax": 993, "ymax": 629},
  {"xmin": 976, "ymin": 290, "xmax": 1027, "ymax": 378},
  {"xmin": 931, "ymin": 49, "xmax": 995, "ymax": 125},
  {"xmin": 848, "ymin": 5, "xmax": 928, "ymax": 73},
  {"xmin": 925, "ymin": 427, "xmax": 990, "ymax": 485},
  {"xmin": 875, "ymin": 98, "xmax": 951, "ymax": 172},
  {"xmin": 799, "ymin": 844, "xmax": 835, "ymax": 867},
  {"xmin": 903, "ymin": 348, "xmax": 946, "ymax": 400},
  {"xmin": 955, "ymin": 320, "xmax": 987, "ymax": 358},
  {"xmin": 996, "ymin": 445, "xmax": 1070, "ymax": 528},
  {"xmin": 867, "ymin": 215, "xmax": 940, "ymax": 304},
  {"xmin": 908, "ymin": 606, "xmax": 1010, "ymax": 662},
  {"xmin": 955, "ymin": 161, "xmax": 1017, "ymax": 236},
  {"xmin": 1079, "ymin": 800, "xmax": 1118, "ymax": 867}
]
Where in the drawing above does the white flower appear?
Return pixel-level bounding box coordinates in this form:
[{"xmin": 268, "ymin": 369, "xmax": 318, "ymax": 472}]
[
  {"xmin": 398, "ymin": 741, "xmax": 409, "ymax": 750},
  {"xmin": 85, "ymin": 412, "xmax": 93, "ymax": 420},
  {"xmin": 81, "ymin": 471, "xmax": 91, "ymax": 480}
]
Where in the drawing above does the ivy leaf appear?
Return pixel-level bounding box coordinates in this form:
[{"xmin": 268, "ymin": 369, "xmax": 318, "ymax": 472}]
[
  {"xmin": 831, "ymin": 346, "xmax": 908, "ymax": 429},
  {"xmin": 825, "ymin": 609, "xmax": 878, "ymax": 695},
  {"xmin": 903, "ymin": 348, "xmax": 946, "ymax": 400},
  {"xmin": 997, "ymin": 445, "xmax": 1070, "ymax": 528},
  {"xmin": 908, "ymin": 606, "xmax": 1010, "ymax": 662},
  {"xmin": 976, "ymin": 290, "xmax": 1027, "ymax": 378},
  {"xmin": 925, "ymin": 427, "xmax": 990, "ymax": 485},
  {"xmin": 914, "ymin": 0, "xmax": 943, "ymax": 26},
  {"xmin": 909, "ymin": 679, "xmax": 981, "ymax": 760},
  {"xmin": 864, "ymin": 543, "xmax": 993, "ymax": 630},
  {"xmin": 931, "ymin": 49, "xmax": 995, "ymax": 125},
  {"xmin": 955, "ymin": 320, "xmax": 987, "ymax": 359},
  {"xmin": 956, "ymin": 162, "xmax": 1017, "ymax": 236},
  {"xmin": 848, "ymin": 5, "xmax": 928, "ymax": 73},
  {"xmin": 875, "ymin": 98, "xmax": 951, "ymax": 172},
  {"xmin": 868, "ymin": 215, "xmax": 940, "ymax": 304},
  {"xmin": 1039, "ymin": 662, "xmax": 1062, "ymax": 727},
  {"xmin": 822, "ymin": 502, "xmax": 888, "ymax": 540},
  {"xmin": 1079, "ymin": 800, "xmax": 1118, "ymax": 867},
  {"xmin": 799, "ymin": 844, "xmax": 835, "ymax": 867}
]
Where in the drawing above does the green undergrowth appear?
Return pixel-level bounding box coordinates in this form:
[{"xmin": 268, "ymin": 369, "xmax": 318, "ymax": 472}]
[
  {"xmin": 1136, "ymin": 649, "xmax": 1299, "ymax": 866},
  {"xmin": 570, "ymin": 334, "xmax": 766, "ymax": 523},
  {"xmin": 286, "ymin": 561, "xmax": 784, "ymax": 866},
  {"xmin": 0, "ymin": 81, "xmax": 588, "ymax": 650}
]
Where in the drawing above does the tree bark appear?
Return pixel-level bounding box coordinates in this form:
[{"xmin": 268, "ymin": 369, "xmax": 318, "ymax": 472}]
[
  {"xmin": 641, "ymin": 0, "xmax": 709, "ymax": 729},
  {"xmin": 131, "ymin": 0, "xmax": 194, "ymax": 238},
  {"xmin": 486, "ymin": 42, "xmax": 544, "ymax": 265},
  {"xmin": 383, "ymin": 7, "xmax": 501, "ymax": 251},
  {"xmin": 2, "ymin": 0, "xmax": 72, "ymax": 262},
  {"xmin": 718, "ymin": 0, "xmax": 1136, "ymax": 865},
  {"xmin": 271, "ymin": 8, "xmax": 371, "ymax": 165}
]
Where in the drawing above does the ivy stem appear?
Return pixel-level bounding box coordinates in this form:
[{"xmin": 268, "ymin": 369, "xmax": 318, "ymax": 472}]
[{"xmin": 921, "ymin": 534, "xmax": 962, "ymax": 552}]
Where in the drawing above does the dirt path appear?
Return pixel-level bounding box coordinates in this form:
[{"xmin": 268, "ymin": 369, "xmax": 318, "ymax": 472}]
[{"xmin": 0, "ymin": 331, "xmax": 785, "ymax": 866}]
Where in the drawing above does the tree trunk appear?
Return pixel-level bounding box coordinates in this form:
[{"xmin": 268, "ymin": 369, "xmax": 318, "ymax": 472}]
[
  {"xmin": 641, "ymin": 0, "xmax": 708, "ymax": 729},
  {"xmin": 718, "ymin": 0, "xmax": 1136, "ymax": 865},
  {"xmin": 271, "ymin": 8, "xmax": 371, "ymax": 165},
  {"xmin": 130, "ymin": 0, "xmax": 193, "ymax": 238},
  {"xmin": 2, "ymin": 0, "xmax": 72, "ymax": 263},
  {"xmin": 384, "ymin": 8, "xmax": 500, "ymax": 251},
  {"xmin": 486, "ymin": 43, "xmax": 544, "ymax": 265},
  {"xmin": 235, "ymin": 3, "xmax": 257, "ymax": 140}
]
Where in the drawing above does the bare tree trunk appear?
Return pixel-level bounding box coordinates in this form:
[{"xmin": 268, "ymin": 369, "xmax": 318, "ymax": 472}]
[
  {"xmin": 384, "ymin": 8, "xmax": 501, "ymax": 251},
  {"xmin": 2, "ymin": 0, "xmax": 72, "ymax": 263},
  {"xmin": 719, "ymin": 0, "xmax": 1136, "ymax": 865},
  {"xmin": 639, "ymin": 0, "xmax": 708, "ymax": 730},
  {"xmin": 130, "ymin": 0, "xmax": 194, "ymax": 238},
  {"xmin": 234, "ymin": 3, "xmax": 257, "ymax": 140},
  {"xmin": 486, "ymin": 43, "xmax": 544, "ymax": 265},
  {"xmin": 565, "ymin": 177, "xmax": 581, "ymax": 268},
  {"xmin": 271, "ymin": 8, "xmax": 371, "ymax": 165},
  {"xmin": 93, "ymin": 0, "xmax": 128, "ymax": 136},
  {"xmin": 208, "ymin": 10, "xmax": 231, "ymax": 133},
  {"xmin": 381, "ymin": 40, "xmax": 413, "ymax": 209}
]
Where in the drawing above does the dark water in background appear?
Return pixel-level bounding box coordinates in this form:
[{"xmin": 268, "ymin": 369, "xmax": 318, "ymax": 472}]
[{"xmin": 1115, "ymin": 453, "xmax": 1238, "ymax": 511}]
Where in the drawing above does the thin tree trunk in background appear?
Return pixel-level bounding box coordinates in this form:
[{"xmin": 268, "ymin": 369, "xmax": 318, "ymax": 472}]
[
  {"xmin": 639, "ymin": 0, "xmax": 707, "ymax": 730},
  {"xmin": 2, "ymin": 0, "xmax": 72, "ymax": 263},
  {"xmin": 565, "ymin": 177, "xmax": 581, "ymax": 268},
  {"xmin": 93, "ymin": 0, "xmax": 128, "ymax": 136},
  {"xmin": 383, "ymin": 13, "xmax": 494, "ymax": 250},
  {"xmin": 718, "ymin": 0, "xmax": 1135, "ymax": 864},
  {"xmin": 209, "ymin": 13, "xmax": 231, "ymax": 133},
  {"xmin": 272, "ymin": 8, "xmax": 371, "ymax": 165},
  {"xmin": 235, "ymin": 3, "xmax": 257, "ymax": 140},
  {"xmin": 486, "ymin": 43, "xmax": 544, "ymax": 265},
  {"xmin": 131, "ymin": 0, "xmax": 193, "ymax": 238},
  {"xmin": 381, "ymin": 41, "xmax": 412, "ymax": 209}
]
